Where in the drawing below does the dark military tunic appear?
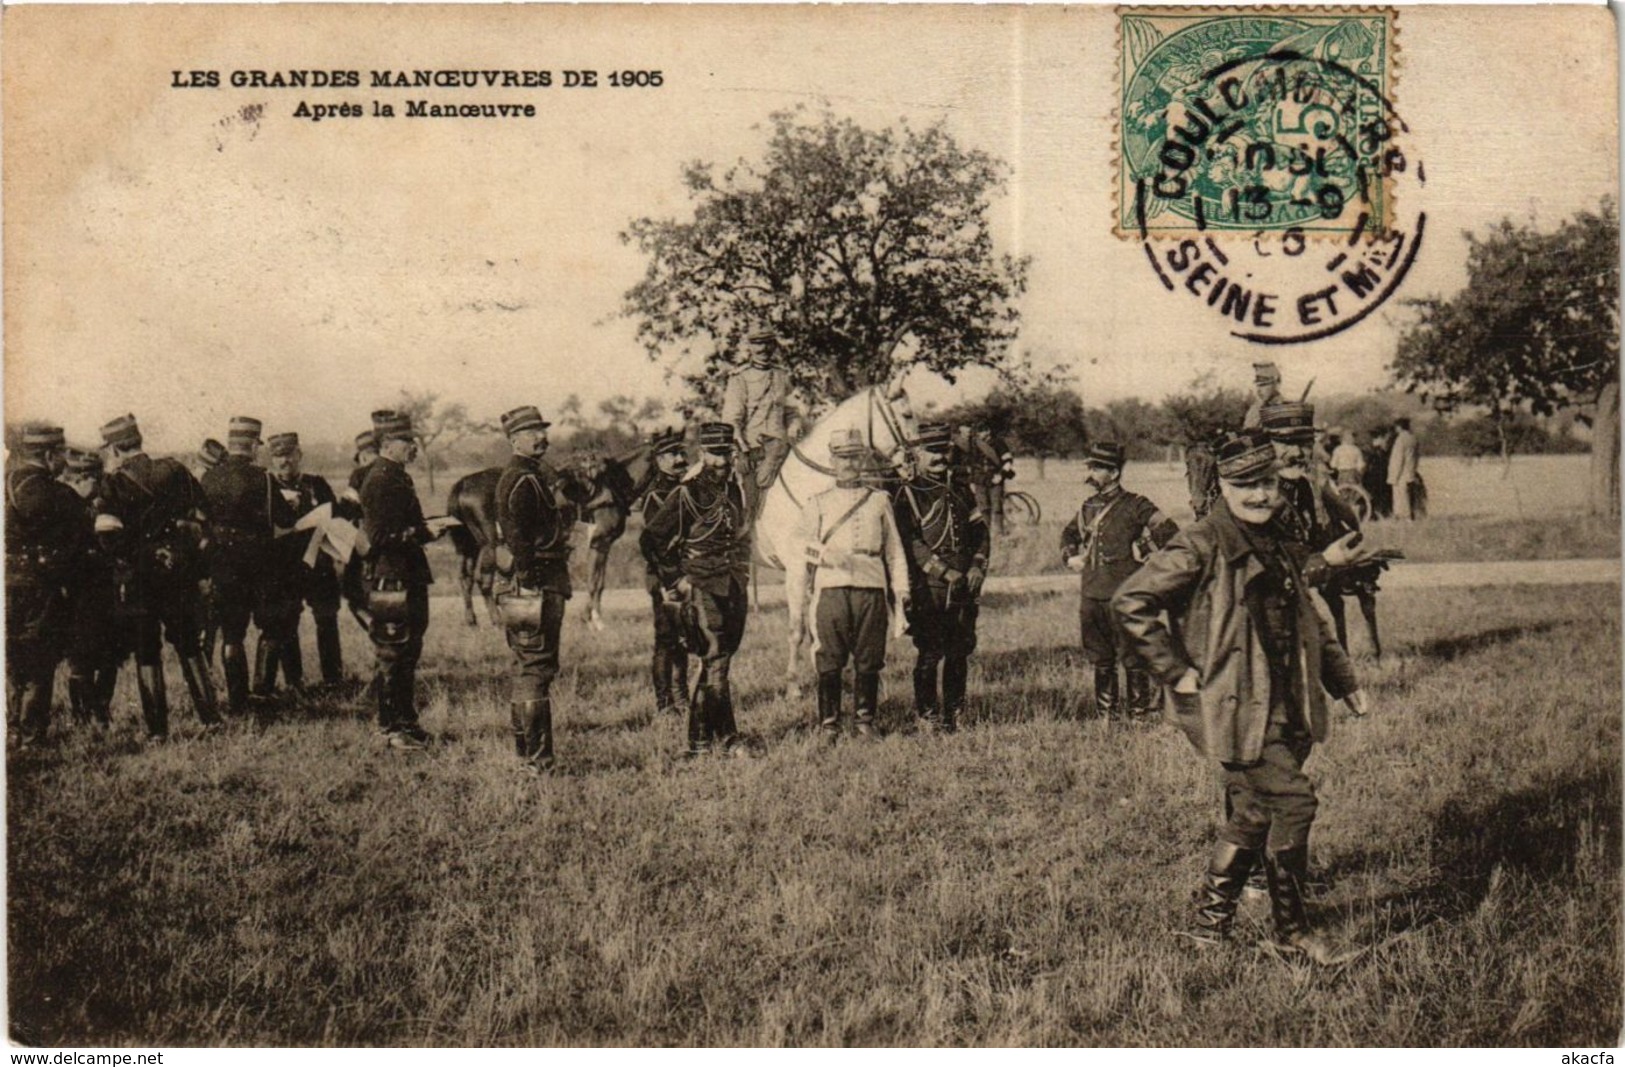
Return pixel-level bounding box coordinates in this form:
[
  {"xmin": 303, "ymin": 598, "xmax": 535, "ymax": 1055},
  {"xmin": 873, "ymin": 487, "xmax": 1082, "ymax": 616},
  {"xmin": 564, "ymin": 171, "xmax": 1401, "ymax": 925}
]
[
  {"xmin": 1060, "ymin": 484, "xmax": 1177, "ymax": 667},
  {"xmin": 893, "ymin": 470, "xmax": 989, "ymax": 716},
  {"xmin": 494, "ymin": 454, "xmax": 588, "ymax": 702},
  {"xmin": 5, "ymin": 460, "xmax": 86, "ymax": 737},
  {"xmin": 338, "ymin": 460, "xmax": 375, "ymax": 624},
  {"xmin": 102, "ymin": 453, "xmax": 211, "ymax": 660},
  {"xmin": 359, "ymin": 455, "xmax": 434, "ymax": 735},
  {"xmin": 640, "ymin": 468, "xmax": 751, "ymax": 748},
  {"xmin": 639, "ymin": 469, "xmax": 688, "ymax": 711},
  {"xmin": 201, "ymin": 455, "xmax": 294, "ymax": 646}
]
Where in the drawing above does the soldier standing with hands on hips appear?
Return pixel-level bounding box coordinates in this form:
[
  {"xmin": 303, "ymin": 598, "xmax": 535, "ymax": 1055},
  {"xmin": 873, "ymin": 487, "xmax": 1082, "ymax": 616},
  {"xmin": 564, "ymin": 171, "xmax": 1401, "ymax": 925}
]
[
  {"xmin": 1113, "ymin": 430, "xmax": 1377, "ymax": 965},
  {"xmin": 640, "ymin": 422, "xmax": 753, "ymax": 758},
  {"xmin": 359, "ymin": 410, "xmax": 456, "ymax": 750},
  {"xmin": 891, "ymin": 421, "xmax": 988, "ymax": 733},
  {"xmin": 1060, "ymin": 441, "xmax": 1177, "ymax": 720},
  {"xmin": 492, "ymin": 405, "xmax": 594, "ymax": 773},
  {"xmin": 638, "ymin": 426, "xmax": 692, "ymax": 720},
  {"xmin": 797, "ymin": 428, "xmax": 911, "ymax": 741}
]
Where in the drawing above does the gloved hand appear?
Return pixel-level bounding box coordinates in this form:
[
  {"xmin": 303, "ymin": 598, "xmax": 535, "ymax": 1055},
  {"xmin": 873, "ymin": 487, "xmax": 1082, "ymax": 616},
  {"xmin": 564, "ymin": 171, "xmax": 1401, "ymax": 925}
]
[
  {"xmin": 966, "ymin": 565, "xmax": 986, "ymax": 599},
  {"xmin": 1323, "ymin": 531, "xmax": 1380, "ymax": 567},
  {"xmin": 1065, "ymin": 555, "xmax": 1085, "ymax": 573},
  {"xmin": 942, "ymin": 567, "xmax": 965, "ymax": 593}
]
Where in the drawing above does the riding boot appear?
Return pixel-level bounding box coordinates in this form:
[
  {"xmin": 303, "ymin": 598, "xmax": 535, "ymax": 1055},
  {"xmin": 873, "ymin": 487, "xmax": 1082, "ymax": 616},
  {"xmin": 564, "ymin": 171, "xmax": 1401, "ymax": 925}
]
[
  {"xmin": 686, "ymin": 689, "xmax": 712, "ymax": 757},
  {"xmin": 279, "ymin": 631, "xmax": 305, "ymax": 691},
  {"xmin": 1184, "ymin": 841, "xmax": 1259, "ymax": 946},
  {"xmin": 92, "ymin": 666, "xmax": 118, "ymax": 727},
  {"xmin": 136, "ymin": 663, "xmax": 169, "ymax": 740},
  {"xmin": 1265, "ymin": 845, "xmax": 1363, "ymax": 965},
  {"xmin": 670, "ymin": 650, "xmax": 690, "ymax": 715},
  {"xmin": 516, "ymin": 698, "xmax": 553, "ymax": 771},
  {"xmin": 179, "ymin": 654, "xmax": 222, "ymax": 726},
  {"xmin": 17, "ymin": 666, "xmax": 54, "ymax": 744},
  {"xmin": 509, "ymin": 701, "xmax": 528, "ymax": 758},
  {"xmin": 67, "ymin": 669, "xmax": 93, "ymax": 725},
  {"xmin": 252, "ymin": 637, "xmax": 278, "ymax": 696},
  {"xmin": 713, "ymin": 682, "xmax": 741, "ymax": 752},
  {"xmin": 854, "ymin": 672, "xmax": 880, "ymax": 738},
  {"xmin": 374, "ymin": 667, "xmax": 395, "ymax": 734},
  {"xmin": 816, "ymin": 671, "xmax": 843, "ymax": 744},
  {"xmin": 1126, "ymin": 669, "xmax": 1159, "ymax": 720},
  {"xmin": 941, "ymin": 657, "xmax": 968, "ymax": 733},
  {"xmin": 912, "ymin": 662, "xmax": 941, "ymax": 727},
  {"xmin": 315, "ymin": 615, "xmax": 344, "ymax": 684},
  {"xmin": 651, "ymin": 646, "xmax": 674, "ymax": 714},
  {"xmin": 1092, "ymin": 664, "xmax": 1120, "ymax": 720},
  {"xmin": 221, "ymin": 644, "xmax": 250, "ymax": 714}
]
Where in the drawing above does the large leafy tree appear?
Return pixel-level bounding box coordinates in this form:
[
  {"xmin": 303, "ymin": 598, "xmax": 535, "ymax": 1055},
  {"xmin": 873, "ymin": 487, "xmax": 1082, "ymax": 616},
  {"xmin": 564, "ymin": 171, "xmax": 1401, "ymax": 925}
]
[
  {"xmin": 621, "ymin": 106, "xmax": 1029, "ymax": 406},
  {"xmin": 1391, "ymin": 199, "xmax": 1619, "ymax": 514}
]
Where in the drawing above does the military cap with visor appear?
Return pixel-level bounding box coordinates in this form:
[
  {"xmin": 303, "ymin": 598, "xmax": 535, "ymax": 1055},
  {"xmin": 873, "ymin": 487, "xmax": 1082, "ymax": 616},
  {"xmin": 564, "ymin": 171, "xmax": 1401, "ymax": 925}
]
[
  {"xmin": 267, "ymin": 432, "xmax": 301, "ymax": 457},
  {"xmin": 650, "ymin": 426, "xmax": 686, "ymax": 455},
  {"xmin": 500, "ymin": 405, "xmax": 551, "ymax": 438},
  {"xmin": 99, "ymin": 413, "xmax": 142, "ymax": 449},
  {"xmin": 1083, "ymin": 440, "xmax": 1127, "ymax": 469},
  {"xmin": 1216, "ymin": 431, "xmax": 1280, "ymax": 485},
  {"xmin": 912, "ymin": 421, "xmax": 953, "ymax": 452},
  {"xmin": 697, "ymin": 422, "xmax": 735, "ymax": 452},
  {"xmin": 1259, "ymin": 401, "xmax": 1318, "ymax": 442}
]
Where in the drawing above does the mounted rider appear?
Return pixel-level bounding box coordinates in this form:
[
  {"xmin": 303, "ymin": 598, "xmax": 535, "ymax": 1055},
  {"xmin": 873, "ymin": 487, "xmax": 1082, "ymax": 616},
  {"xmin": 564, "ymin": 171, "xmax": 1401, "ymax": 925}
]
[{"xmin": 722, "ymin": 326, "xmax": 791, "ymax": 520}]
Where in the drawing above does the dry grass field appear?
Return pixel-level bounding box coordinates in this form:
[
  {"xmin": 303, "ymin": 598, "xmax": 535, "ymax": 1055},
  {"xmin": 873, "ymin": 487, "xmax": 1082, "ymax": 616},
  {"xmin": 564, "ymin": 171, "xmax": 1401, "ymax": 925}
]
[{"xmin": 7, "ymin": 571, "xmax": 1620, "ymax": 1045}]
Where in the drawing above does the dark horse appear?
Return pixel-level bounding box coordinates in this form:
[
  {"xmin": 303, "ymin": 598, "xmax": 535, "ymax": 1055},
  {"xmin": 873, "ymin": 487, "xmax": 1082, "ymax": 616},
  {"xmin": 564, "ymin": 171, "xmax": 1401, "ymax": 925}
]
[{"xmin": 446, "ymin": 448, "xmax": 654, "ymax": 629}]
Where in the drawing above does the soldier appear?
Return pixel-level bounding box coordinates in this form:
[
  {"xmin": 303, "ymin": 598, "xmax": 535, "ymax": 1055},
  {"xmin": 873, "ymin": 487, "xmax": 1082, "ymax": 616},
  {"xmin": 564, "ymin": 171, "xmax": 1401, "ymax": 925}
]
[
  {"xmin": 1061, "ymin": 441, "xmax": 1178, "ymax": 720},
  {"xmin": 892, "ymin": 421, "xmax": 988, "ymax": 732},
  {"xmin": 638, "ymin": 426, "xmax": 692, "ymax": 718},
  {"xmin": 1387, "ymin": 416, "xmax": 1423, "ymax": 521},
  {"xmin": 195, "ymin": 438, "xmax": 228, "ymax": 479},
  {"xmin": 640, "ymin": 421, "xmax": 752, "ymax": 757},
  {"xmin": 1242, "ymin": 361, "xmax": 1285, "ymax": 430},
  {"xmin": 60, "ymin": 447, "xmax": 123, "ymax": 729},
  {"xmin": 194, "ymin": 438, "xmax": 229, "ymax": 663},
  {"xmin": 199, "ymin": 417, "xmax": 292, "ymax": 714},
  {"xmin": 721, "ymin": 327, "xmax": 790, "ymax": 520},
  {"xmin": 492, "ymin": 405, "xmax": 593, "ymax": 772},
  {"xmin": 339, "ymin": 429, "xmax": 379, "ymax": 630},
  {"xmin": 99, "ymin": 413, "xmax": 220, "ymax": 738},
  {"xmin": 796, "ymin": 429, "xmax": 910, "ymax": 741},
  {"xmin": 359, "ymin": 410, "xmax": 455, "ymax": 749},
  {"xmin": 263, "ymin": 432, "xmax": 344, "ymax": 690},
  {"xmin": 1113, "ymin": 431, "xmax": 1374, "ymax": 965},
  {"xmin": 5, "ymin": 423, "xmax": 84, "ymax": 744},
  {"xmin": 953, "ymin": 425, "xmax": 1014, "ymax": 536}
]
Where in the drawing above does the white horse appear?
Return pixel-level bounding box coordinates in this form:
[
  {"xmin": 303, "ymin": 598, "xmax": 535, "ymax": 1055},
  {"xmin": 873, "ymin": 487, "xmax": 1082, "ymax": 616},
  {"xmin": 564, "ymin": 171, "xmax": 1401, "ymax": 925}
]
[{"xmin": 753, "ymin": 374, "xmax": 920, "ymax": 697}]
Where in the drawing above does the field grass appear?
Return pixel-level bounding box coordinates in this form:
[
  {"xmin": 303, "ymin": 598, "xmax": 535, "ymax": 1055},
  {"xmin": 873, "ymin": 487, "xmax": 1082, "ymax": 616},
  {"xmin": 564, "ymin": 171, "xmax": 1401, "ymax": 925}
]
[{"xmin": 8, "ymin": 581, "xmax": 1620, "ymax": 1046}]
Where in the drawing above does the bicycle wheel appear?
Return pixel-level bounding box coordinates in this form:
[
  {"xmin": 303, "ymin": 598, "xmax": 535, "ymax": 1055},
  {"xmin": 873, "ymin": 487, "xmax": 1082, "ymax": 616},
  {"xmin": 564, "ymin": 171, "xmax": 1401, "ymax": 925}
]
[
  {"xmin": 1335, "ymin": 483, "xmax": 1372, "ymax": 523},
  {"xmin": 1004, "ymin": 490, "xmax": 1042, "ymax": 526}
]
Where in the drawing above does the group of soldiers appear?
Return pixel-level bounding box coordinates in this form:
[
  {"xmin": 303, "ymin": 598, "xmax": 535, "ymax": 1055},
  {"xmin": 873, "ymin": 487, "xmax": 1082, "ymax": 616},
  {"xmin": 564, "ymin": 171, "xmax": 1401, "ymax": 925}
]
[{"xmin": 4, "ymin": 413, "xmax": 365, "ymax": 745}]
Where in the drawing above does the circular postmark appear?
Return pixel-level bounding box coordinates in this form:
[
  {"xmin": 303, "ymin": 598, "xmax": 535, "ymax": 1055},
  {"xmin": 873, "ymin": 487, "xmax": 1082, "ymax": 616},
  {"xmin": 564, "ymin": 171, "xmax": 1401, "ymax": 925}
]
[{"xmin": 1118, "ymin": 10, "xmax": 1425, "ymax": 344}]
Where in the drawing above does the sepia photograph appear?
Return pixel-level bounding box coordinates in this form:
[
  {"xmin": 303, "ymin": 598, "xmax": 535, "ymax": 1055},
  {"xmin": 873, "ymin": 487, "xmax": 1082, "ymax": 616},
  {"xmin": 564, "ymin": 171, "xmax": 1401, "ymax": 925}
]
[{"xmin": 2, "ymin": 2, "xmax": 1620, "ymax": 1047}]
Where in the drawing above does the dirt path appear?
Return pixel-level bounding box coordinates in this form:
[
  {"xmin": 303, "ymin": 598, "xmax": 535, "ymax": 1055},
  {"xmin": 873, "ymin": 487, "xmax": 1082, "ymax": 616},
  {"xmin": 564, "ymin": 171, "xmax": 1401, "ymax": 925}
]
[{"xmin": 438, "ymin": 558, "xmax": 1620, "ymax": 618}]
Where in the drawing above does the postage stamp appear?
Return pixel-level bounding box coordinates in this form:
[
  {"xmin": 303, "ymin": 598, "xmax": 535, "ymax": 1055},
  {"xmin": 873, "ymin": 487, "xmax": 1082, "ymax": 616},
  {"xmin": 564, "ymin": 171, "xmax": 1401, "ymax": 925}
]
[{"xmin": 1118, "ymin": 8, "xmax": 1399, "ymax": 239}]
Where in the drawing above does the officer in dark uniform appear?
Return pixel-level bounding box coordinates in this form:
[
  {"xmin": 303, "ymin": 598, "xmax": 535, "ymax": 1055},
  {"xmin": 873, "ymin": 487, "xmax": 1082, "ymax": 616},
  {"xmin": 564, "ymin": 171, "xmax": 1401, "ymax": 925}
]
[
  {"xmin": 265, "ymin": 432, "xmax": 344, "ymax": 689},
  {"xmin": 60, "ymin": 446, "xmax": 123, "ymax": 729},
  {"xmin": 638, "ymin": 426, "xmax": 691, "ymax": 718},
  {"xmin": 194, "ymin": 438, "xmax": 229, "ymax": 664},
  {"xmin": 360, "ymin": 410, "xmax": 453, "ymax": 749},
  {"xmin": 1061, "ymin": 441, "xmax": 1178, "ymax": 720},
  {"xmin": 641, "ymin": 421, "xmax": 752, "ymax": 757},
  {"xmin": 892, "ymin": 421, "xmax": 989, "ymax": 732},
  {"xmin": 99, "ymin": 413, "xmax": 220, "ymax": 739},
  {"xmin": 200, "ymin": 416, "xmax": 294, "ymax": 714},
  {"xmin": 492, "ymin": 405, "xmax": 593, "ymax": 772},
  {"xmin": 339, "ymin": 429, "xmax": 379, "ymax": 630},
  {"xmin": 5, "ymin": 423, "xmax": 84, "ymax": 744}
]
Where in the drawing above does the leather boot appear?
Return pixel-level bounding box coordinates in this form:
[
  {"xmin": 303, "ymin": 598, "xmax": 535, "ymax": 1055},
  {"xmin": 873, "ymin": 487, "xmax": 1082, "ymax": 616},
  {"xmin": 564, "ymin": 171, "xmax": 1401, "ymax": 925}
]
[
  {"xmin": 18, "ymin": 666, "xmax": 53, "ymax": 745},
  {"xmin": 652, "ymin": 646, "xmax": 674, "ymax": 714},
  {"xmin": 91, "ymin": 666, "xmax": 118, "ymax": 727},
  {"xmin": 136, "ymin": 663, "xmax": 169, "ymax": 740},
  {"xmin": 252, "ymin": 637, "xmax": 278, "ymax": 696},
  {"xmin": 374, "ymin": 668, "xmax": 394, "ymax": 733},
  {"xmin": 713, "ymin": 682, "xmax": 741, "ymax": 753},
  {"xmin": 67, "ymin": 670, "xmax": 93, "ymax": 725},
  {"xmin": 180, "ymin": 654, "xmax": 222, "ymax": 726},
  {"xmin": 1093, "ymin": 664, "xmax": 1120, "ymax": 720},
  {"xmin": 1126, "ymin": 669, "xmax": 1159, "ymax": 720},
  {"xmin": 1183, "ymin": 840, "xmax": 1259, "ymax": 946},
  {"xmin": 816, "ymin": 671, "xmax": 843, "ymax": 744},
  {"xmin": 941, "ymin": 657, "xmax": 968, "ymax": 733},
  {"xmin": 912, "ymin": 662, "xmax": 941, "ymax": 727},
  {"xmin": 854, "ymin": 672, "xmax": 880, "ymax": 738},
  {"xmin": 280, "ymin": 632, "xmax": 305, "ymax": 692},
  {"xmin": 315, "ymin": 615, "xmax": 343, "ymax": 684},
  {"xmin": 509, "ymin": 701, "xmax": 528, "ymax": 758},
  {"xmin": 670, "ymin": 650, "xmax": 690, "ymax": 716},
  {"xmin": 686, "ymin": 688, "xmax": 712, "ymax": 757},
  {"xmin": 1265, "ymin": 845, "xmax": 1364, "ymax": 965},
  {"xmin": 221, "ymin": 644, "xmax": 250, "ymax": 714},
  {"xmin": 516, "ymin": 698, "xmax": 553, "ymax": 771}
]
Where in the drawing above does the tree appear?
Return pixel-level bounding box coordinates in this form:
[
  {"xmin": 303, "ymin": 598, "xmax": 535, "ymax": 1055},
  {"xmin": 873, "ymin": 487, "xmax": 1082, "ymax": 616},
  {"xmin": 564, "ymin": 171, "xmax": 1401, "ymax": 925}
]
[
  {"xmin": 395, "ymin": 391, "xmax": 493, "ymax": 492},
  {"xmin": 622, "ymin": 106, "xmax": 1030, "ymax": 409},
  {"xmin": 1391, "ymin": 199, "xmax": 1619, "ymax": 513},
  {"xmin": 1158, "ymin": 374, "xmax": 1251, "ymax": 447}
]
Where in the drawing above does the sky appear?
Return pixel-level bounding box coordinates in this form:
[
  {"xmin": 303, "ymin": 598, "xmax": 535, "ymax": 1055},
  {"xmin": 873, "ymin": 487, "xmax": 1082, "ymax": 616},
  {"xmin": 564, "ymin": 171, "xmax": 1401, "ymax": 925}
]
[{"xmin": 4, "ymin": 4, "xmax": 1617, "ymax": 453}]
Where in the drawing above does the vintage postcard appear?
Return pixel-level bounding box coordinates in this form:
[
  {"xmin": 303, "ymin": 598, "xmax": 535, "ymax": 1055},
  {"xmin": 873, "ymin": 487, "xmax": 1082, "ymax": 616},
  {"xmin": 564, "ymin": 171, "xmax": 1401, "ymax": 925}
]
[{"xmin": 3, "ymin": 4, "xmax": 1619, "ymax": 1049}]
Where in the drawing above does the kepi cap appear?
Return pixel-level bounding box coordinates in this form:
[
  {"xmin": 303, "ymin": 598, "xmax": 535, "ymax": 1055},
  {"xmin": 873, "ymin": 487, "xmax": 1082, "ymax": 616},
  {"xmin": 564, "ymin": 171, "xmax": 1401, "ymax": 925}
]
[
  {"xmin": 267, "ymin": 432, "xmax": 300, "ymax": 457},
  {"xmin": 371, "ymin": 409, "xmax": 415, "ymax": 442},
  {"xmin": 227, "ymin": 416, "xmax": 263, "ymax": 445},
  {"xmin": 1252, "ymin": 361, "xmax": 1282, "ymax": 385},
  {"xmin": 697, "ymin": 422, "xmax": 735, "ymax": 452},
  {"xmin": 100, "ymin": 414, "xmax": 141, "ymax": 449},
  {"xmin": 1259, "ymin": 401, "xmax": 1317, "ymax": 442},
  {"xmin": 500, "ymin": 405, "xmax": 550, "ymax": 438},
  {"xmin": 829, "ymin": 428, "xmax": 868, "ymax": 459},
  {"xmin": 1083, "ymin": 441, "xmax": 1126, "ymax": 469},
  {"xmin": 649, "ymin": 426, "xmax": 686, "ymax": 455},
  {"xmin": 19, "ymin": 422, "xmax": 65, "ymax": 452},
  {"xmin": 65, "ymin": 446, "xmax": 103, "ymax": 473},
  {"xmin": 1216, "ymin": 431, "xmax": 1280, "ymax": 485},
  {"xmin": 912, "ymin": 421, "xmax": 952, "ymax": 452},
  {"xmin": 199, "ymin": 439, "xmax": 228, "ymax": 469}
]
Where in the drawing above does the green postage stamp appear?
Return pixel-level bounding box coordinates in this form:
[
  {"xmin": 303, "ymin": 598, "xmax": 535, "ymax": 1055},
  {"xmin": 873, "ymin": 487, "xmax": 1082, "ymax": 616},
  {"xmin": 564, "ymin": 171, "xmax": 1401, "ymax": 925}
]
[{"xmin": 1119, "ymin": 8, "xmax": 1399, "ymax": 239}]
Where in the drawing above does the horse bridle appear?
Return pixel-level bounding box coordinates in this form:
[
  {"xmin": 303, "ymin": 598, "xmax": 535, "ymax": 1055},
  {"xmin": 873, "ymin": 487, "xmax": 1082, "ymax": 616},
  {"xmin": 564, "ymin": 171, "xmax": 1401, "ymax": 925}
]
[{"xmin": 778, "ymin": 385, "xmax": 916, "ymax": 506}]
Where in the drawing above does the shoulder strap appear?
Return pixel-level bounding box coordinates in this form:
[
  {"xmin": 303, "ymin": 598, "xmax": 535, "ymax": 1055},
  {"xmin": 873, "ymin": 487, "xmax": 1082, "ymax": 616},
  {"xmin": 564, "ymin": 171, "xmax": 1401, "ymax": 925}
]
[{"xmin": 819, "ymin": 490, "xmax": 874, "ymax": 545}]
